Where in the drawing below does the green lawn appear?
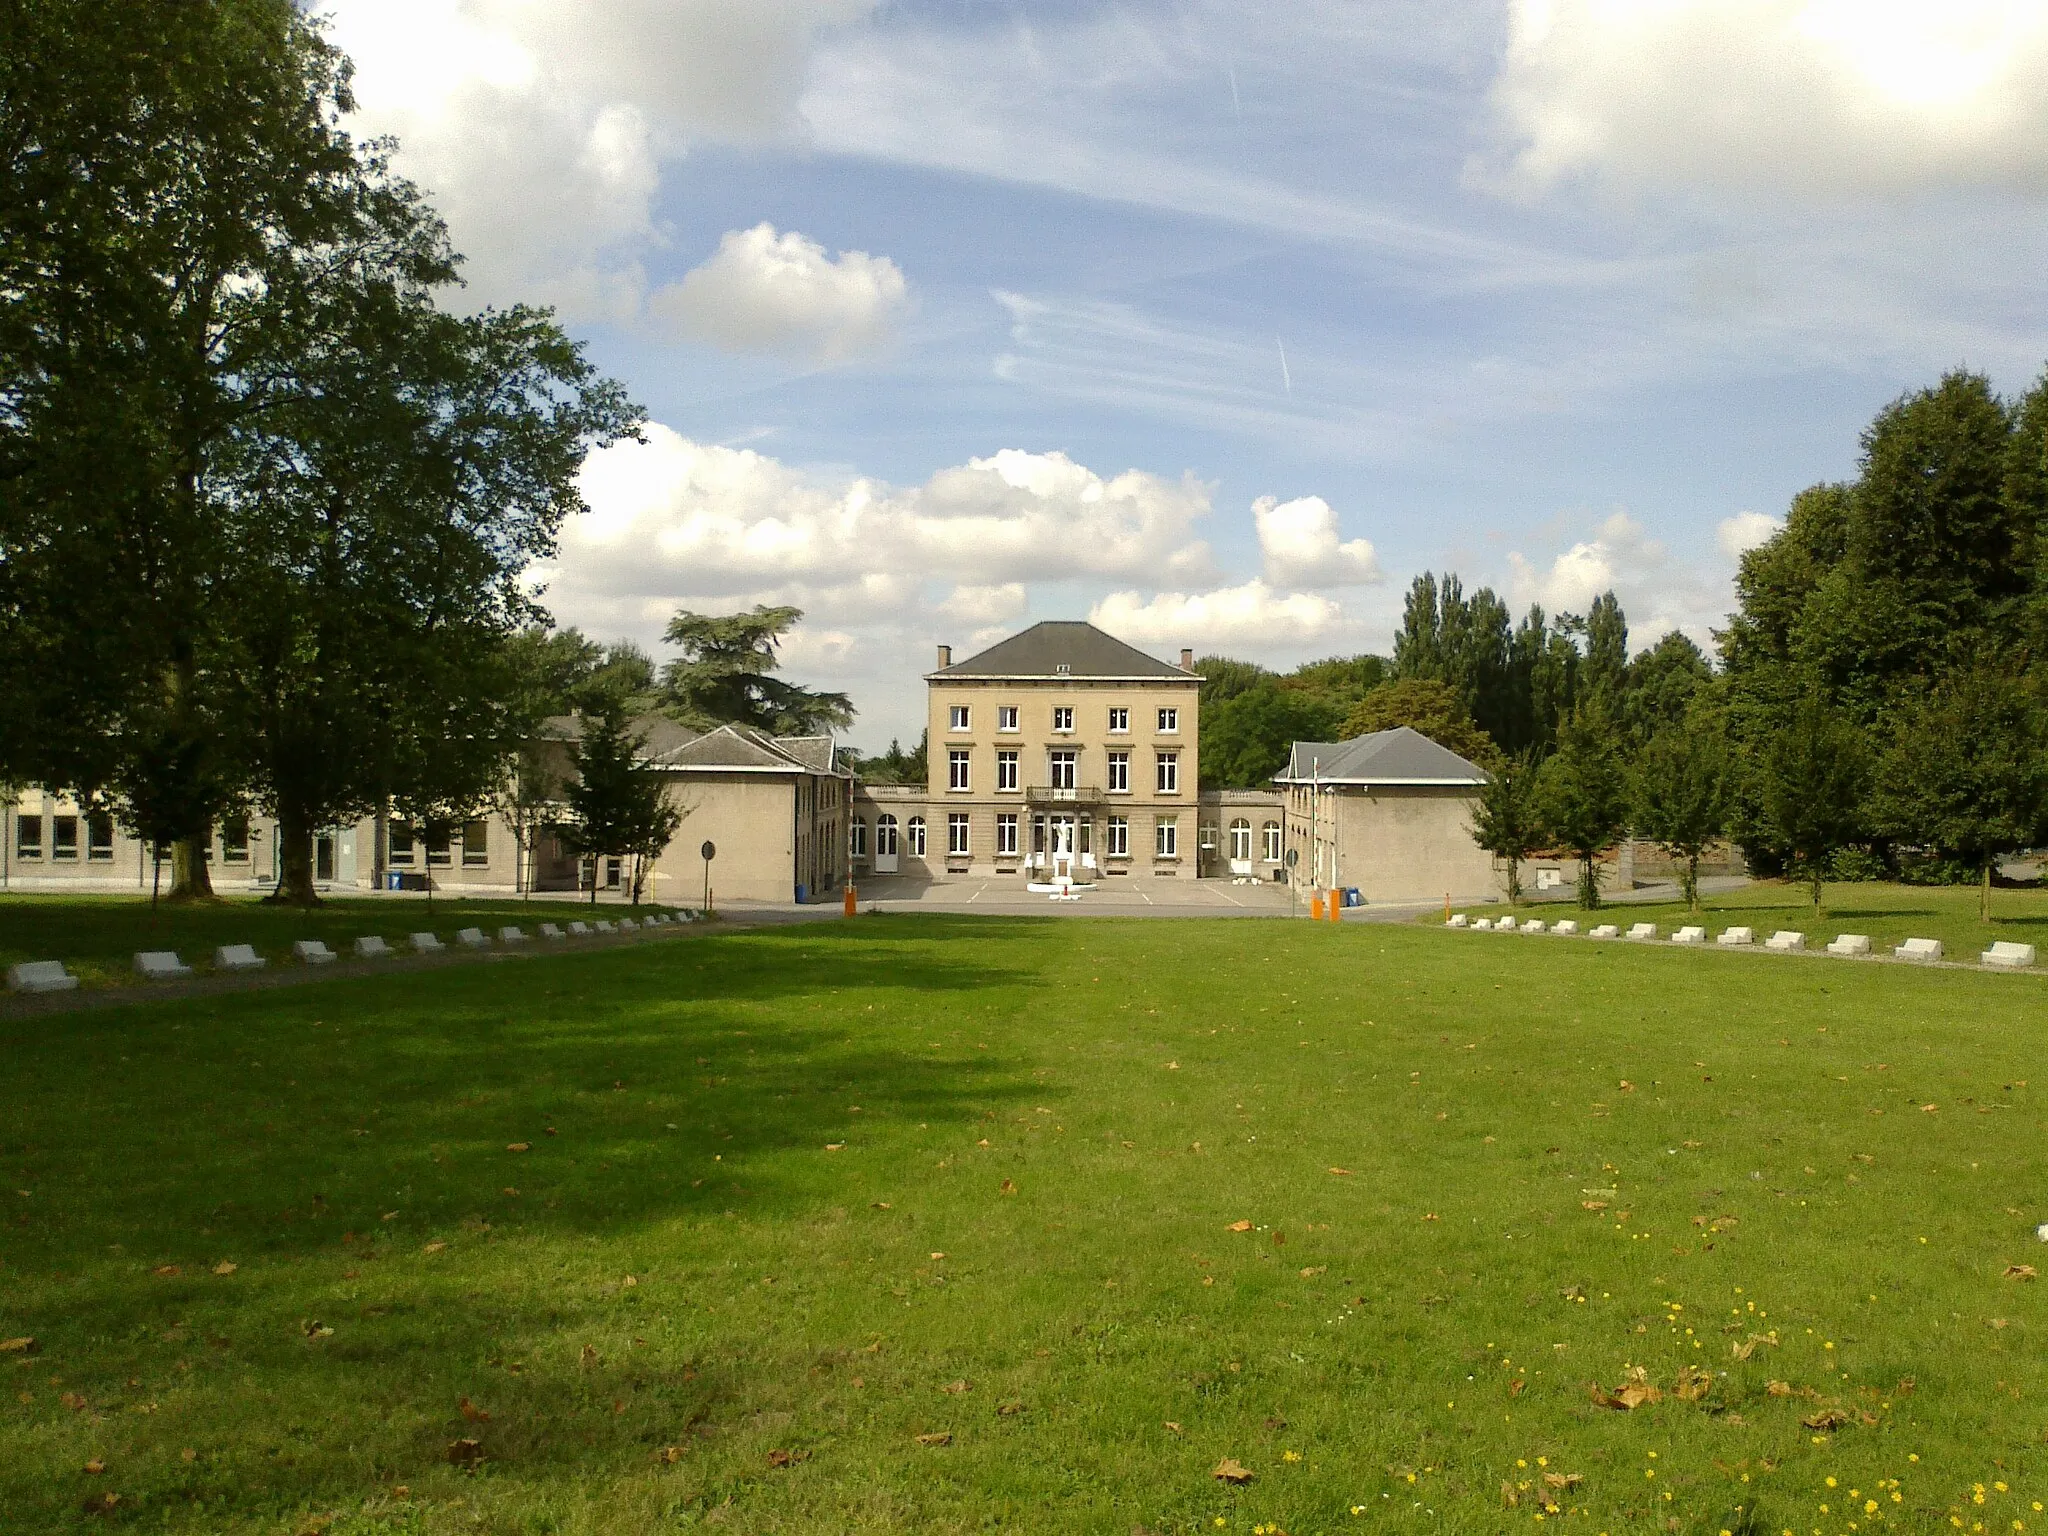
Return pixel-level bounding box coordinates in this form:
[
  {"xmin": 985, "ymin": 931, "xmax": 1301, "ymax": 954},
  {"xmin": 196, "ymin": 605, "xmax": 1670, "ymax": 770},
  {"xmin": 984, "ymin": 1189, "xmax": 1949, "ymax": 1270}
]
[
  {"xmin": 1450, "ymin": 879, "xmax": 2048, "ymax": 967},
  {"xmin": 3, "ymin": 914, "xmax": 2044, "ymax": 1534},
  {"xmin": 0, "ymin": 893, "xmax": 682, "ymax": 989}
]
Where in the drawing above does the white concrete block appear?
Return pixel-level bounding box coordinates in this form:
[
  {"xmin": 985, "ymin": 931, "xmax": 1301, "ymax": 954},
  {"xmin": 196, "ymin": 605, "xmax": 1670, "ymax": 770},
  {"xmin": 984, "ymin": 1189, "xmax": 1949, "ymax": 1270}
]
[
  {"xmin": 1446, "ymin": 914, "xmax": 1468, "ymax": 927},
  {"xmin": 1766, "ymin": 931, "xmax": 1805, "ymax": 951},
  {"xmin": 1894, "ymin": 937, "xmax": 1943, "ymax": 961},
  {"xmin": 292, "ymin": 940, "xmax": 337, "ymax": 965},
  {"xmin": 456, "ymin": 928, "xmax": 489, "ymax": 948},
  {"xmin": 593, "ymin": 921, "xmax": 617, "ymax": 934},
  {"xmin": 1625, "ymin": 923, "xmax": 1657, "ymax": 941},
  {"xmin": 567, "ymin": 921, "xmax": 591, "ymax": 936},
  {"xmin": 7, "ymin": 960, "xmax": 78, "ymax": 993},
  {"xmin": 1671, "ymin": 926, "xmax": 1707, "ymax": 944},
  {"xmin": 214, "ymin": 944, "xmax": 265, "ymax": 972},
  {"xmin": 1716, "ymin": 926, "xmax": 1754, "ymax": 947},
  {"xmin": 1471, "ymin": 917, "xmax": 1494, "ymax": 931},
  {"xmin": 539, "ymin": 923, "xmax": 564, "ymax": 939},
  {"xmin": 354, "ymin": 936, "xmax": 394, "ymax": 959},
  {"xmin": 1589, "ymin": 924, "xmax": 1620, "ymax": 939},
  {"xmin": 1825, "ymin": 934, "xmax": 1871, "ymax": 956},
  {"xmin": 133, "ymin": 950, "xmax": 193, "ymax": 980},
  {"xmin": 1551, "ymin": 919, "xmax": 1579, "ymax": 935},
  {"xmin": 410, "ymin": 932, "xmax": 444, "ymax": 954},
  {"xmin": 618, "ymin": 918, "xmax": 639, "ymax": 931},
  {"xmin": 1521, "ymin": 919, "xmax": 1547, "ymax": 934},
  {"xmin": 496, "ymin": 926, "xmax": 527, "ymax": 944},
  {"xmin": 1983, "ymin": 941, "xmax": 2035, "ymax": 968}
]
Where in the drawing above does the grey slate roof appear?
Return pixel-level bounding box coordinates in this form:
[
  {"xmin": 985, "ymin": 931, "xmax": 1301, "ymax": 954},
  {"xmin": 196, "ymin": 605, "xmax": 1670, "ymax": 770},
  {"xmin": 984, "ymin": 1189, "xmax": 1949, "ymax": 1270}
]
[
  {"xmin": 930, "ymin": 620, "xmax": 1194, "ymax": 680},
  {"xmin": 544, "ymin": 715, "xmax": 846, "ymax": 777},
  {"xmin": 1273, "ymin": 726, "xmax": 1487, "ymax": 786}
]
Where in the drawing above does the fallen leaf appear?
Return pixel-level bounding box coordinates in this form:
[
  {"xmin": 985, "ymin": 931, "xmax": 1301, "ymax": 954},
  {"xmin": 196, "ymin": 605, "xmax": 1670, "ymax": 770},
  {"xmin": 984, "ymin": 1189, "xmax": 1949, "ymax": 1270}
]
[
  {"xmin": 824, "ymin": 1143, "xmax": 845, "ymax": 1152},
  {"xmin": 152, "ymin": 1265, "xmax": 181, "ymax": 1278},
  {"xmin": 506, "ymin": 1143, "xmax": 530, "ymax": 1152},
  {"xmin": 929, "ymin": 1251, "xmax": 947, "ymax": 1261},
  {"xmin": 1766, "ymin": 1380, "xmax": 1794, "ymax": 1397},
  {"xmin": 1263, "ymin": 1416, "xmax": 1288, "ymax": 1430},
  {"xmin": 83, "ymin": 1459, "xmax": 104, "ymax": 1475},
  {"xmin": 940, "ymin": 1380, "xmax": 971, "ymax": 1394},
  {"xmin": 180, "ymin": 1448, "xmax": 196, "ymax": 1463},
  {"xmin": 1591, "ymin": 1366, "xmax": 1662, "ymax": 1410},
  {"xmin": 1226, "ymin": 1220, "xmax": 1253, "ymax": 1233},
  {"xmin": 2005, "ymin": 1264, "xmax": 2038, "ymax": 1280},
  {"xmin": 447, "ymin": 1437, "xmax": 484, "ymax": 1467},
  {"xmin": 997, "ymin": 1399, "xmax": 1026, "ymax": 1416},
  {"xmin": 580, "ymin": 1345, "xmax": 599, "ymax": 1365},
  {"xmin": 459, "ymin": 1397, "xmax": 490, "ymax": 1422},
  {"xmin": 1509, "ymin": 1378, "xmax": 1525, "ymax": 1397},
  {"xmin": 1502, "ymin": 1481, "xmax": 1521, "ymax": 1508},
  {"xmin": 1673, "ymin": 1365, "xmax": 1713, "ymax": 1402},
  {"xmin": 655, "ymin": 1446, "xmax": 682, "ymax": 1465},
  {"xmin": 1800, "ymin": 1407, "xmax": 1849, "ymax": 1432},
  {"xmin": 1164, "ymin": 1062, "xmax": 1180, "ymax": 1070},
  {"xmin": 999, "ymin": 1179, "xmax": 1017, "ymax": 1195},
  {"xmin": 301, "ymin": 1320, "xmax": 333, "ymax": 1339},
  {"xmin": 61, "ymin": 1392, "xmax": 88, "ymax": 1412},
  {"xmin": 1164, "ymin": 1421, "xmax": 1184, "ymax": 1434},
  {"xmin": 82, "ymin": 1492, "xmax": 118, "ymax": 1514},
  {"xmin": 914, "ymin": 1432, "xmax": 952, "ymax": 1447},
  {"xmin": 1544, "ymin": 1472, "xmax": 1584, "ymax": 1490},
  {"xmin": 0, "ymin": 1338, "xmax": 36, "ymax": 1354},
  {"xmin": 211, "ymin": 1261, "xmax": 237, "ymax": 1276},
  {"xmin": 1582, "ymin": 1200, "xmax": 1608, "ymax": 1211},
  {"xmin": 1212, "ymin": 1458, "xmax": 1255, "ymax": 1485},
  {"xmin": 870, "ymin": 1202, "xmax": 892, "ymax": 1210},
  {"xmin": 1922, "ymin": 1103, "xmax": 1938, "ymax": 1113},
  {"xmin": 1299, "ymin": 1266, "xmax": 1326, "ymax": 1278},
  {"xmin": 423, "ymin": 1241, "xmax": 447, "ymax": 1254},
  {"xmin": 1328, "ymin": 1167, "xmax": 1354, "ymax": 1176},
  {"xmin": 1988, "ymin": 1318, "xmax": 2010, "ymax": 1330}
]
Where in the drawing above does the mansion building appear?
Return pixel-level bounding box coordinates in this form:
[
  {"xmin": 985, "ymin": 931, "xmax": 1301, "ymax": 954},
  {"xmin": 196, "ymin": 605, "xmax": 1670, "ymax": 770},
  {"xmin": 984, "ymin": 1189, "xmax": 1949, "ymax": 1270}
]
[{"xmin": 2, "ymin": 621, "xmax": 1503, "ymax": 905}]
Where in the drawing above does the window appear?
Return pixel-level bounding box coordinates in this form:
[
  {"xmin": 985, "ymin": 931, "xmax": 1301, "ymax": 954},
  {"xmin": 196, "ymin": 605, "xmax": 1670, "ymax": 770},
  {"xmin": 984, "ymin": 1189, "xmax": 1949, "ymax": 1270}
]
[
  {"xmin": 1156, "ymin": 816, "xmax": 1178, "ymax": 858},
  {"xmin": 51, "ymin": 815, "xmax": 78, "ymax": 861},
  {"xmin": 1106, "ymin": 750, "xmax": 1129, "ymax": 793},
  {"xmin": 426, "ymin": 824, "xmax": 452, "ymax": 867},
  {"xmin": 996, "ymin": 750, "xmax": 1019, "ymax": 792},
  {"xmin": 997, "ymin": 705, "xmax": 1019, "ymax": 732},
  {"xmin": 1230, "ymin": 818, "xmax": 1252, "ymax": 861},
  {"xmin": 88, "ymin": 813, "xmax": 115, "ymax": 861},
  {"xmin": 1052, "ymin": 706, "xmax": 1074, "ymax": 733},
  {"xmin": 876, "ymin": 815, "xmax": 897, "ymax": 856},
  {"xmin": 996, "ymin": 812, "xmax": 1018, "ymax": 855},
  {"xmin": 1106, "ymin": 815, "xmax": 1129, "ymax": 856},
  {"xmin": 907, "ymin": 816, "xmax": 927, "ymax": 855},
  {"xmin": 15, "ymin": 813, "xmax": 41, "ymax": 860},
  {"xmin": 462, "ymin": 819, "xmax": 490, "ymax": 867},
  {"xmin": 1263, "ymin": 821, "xmax": 1282, "ymax": 862},
  {"xmin": 948, "ymin": 749, "xmax": 971, "ymax": 791},
  {"xmin": 1107, "ymin": 707, "xmax": 1129, "ymax": 733},
  {"xmin": 1049, "ymin": 750, "xmax": 1077, "ymax": 790},
  {"xmin": 1158, "ymin": 707, "xmax": 1178, "ymax": 733},
  {"xmin": 219, "ymin": 816, "xmax": 248, "ymax": 863},
  {"xmin": 388, "ymin": 820, "xmax": 416, "ymax": 866},
  {"xmin": 949, "ymin": 704, "xmax": 970, "ymax": 731},
  {"xmin": 1156, "ymin": 751, "xmax": 1179, "ymax": 793},
  {"xmin": 605, "ymin": 855, "xmax": 622, "ymax": 889},
  {"xmin": 947, "ymin": 812, "xmax": 970, "ymax": 855},
  {"xmin": 851, "ymin": 818, "xmax": 868, "ymax": 858}
]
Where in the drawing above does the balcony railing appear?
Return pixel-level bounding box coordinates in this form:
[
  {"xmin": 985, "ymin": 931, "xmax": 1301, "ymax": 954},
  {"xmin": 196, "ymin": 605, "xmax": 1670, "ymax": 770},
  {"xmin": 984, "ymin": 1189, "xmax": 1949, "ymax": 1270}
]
[{"xmin": 1024, "ymin": 784, "xmax": 1105, "ymax": 806}]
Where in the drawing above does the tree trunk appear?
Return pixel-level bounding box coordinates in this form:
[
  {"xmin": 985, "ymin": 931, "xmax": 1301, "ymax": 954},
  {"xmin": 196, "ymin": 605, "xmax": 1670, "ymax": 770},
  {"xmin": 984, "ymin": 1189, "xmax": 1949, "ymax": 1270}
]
[
  {"xmin": 1577, "ymin": 853, "xmax": 1600, "ymax": 910},
  {"xmin": 1810, "ymin": 864, "xmax": 1823, "ymax": 917},
  {"xmin": 167, "ymin": 827, "xmax": 215, "ymax": 901},
  {"xmin": 1982, "ymin": 855, "xmax": 1992, "ymax": 924},
  {"xmin": 270, "ymin": 802, "xmax": 320, "ymax": 906},
  {"xmin": 1684, "ymin": 852, "xmax": 1700, "ymax": 912}
]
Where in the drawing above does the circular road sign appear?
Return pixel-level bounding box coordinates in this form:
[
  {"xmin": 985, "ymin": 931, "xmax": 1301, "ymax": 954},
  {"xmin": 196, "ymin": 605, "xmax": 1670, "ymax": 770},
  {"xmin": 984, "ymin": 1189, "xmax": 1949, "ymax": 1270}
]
[{"xmin": 701, "ymin": 840, "xmax": 717, "ymax": 861}]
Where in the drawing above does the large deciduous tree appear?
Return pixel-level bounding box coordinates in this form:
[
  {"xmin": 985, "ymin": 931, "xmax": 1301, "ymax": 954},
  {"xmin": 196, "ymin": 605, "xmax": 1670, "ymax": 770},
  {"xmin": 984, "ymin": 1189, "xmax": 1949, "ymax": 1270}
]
[
  {"xmin": 1869, "ymin": 672, "xmax": 2048, "ymax": 921},
  {"xmin": 1201, "ymin": 683, "xmax": 1344, "ymax": 790},
  {"xmin": 1, "ymin": 0, "xmax": 382, "ymax": 897},
  {"xmin": 1342, "ymin": 679, "xmax": 1500, "ymax": 768},
  {"xmin": 1632, "ymin": 711, "xmax": 1736, "ymax": 912},
  {"xmin": 1754, "ymin": 699, "xmax": 1870, "ymax": 914}
]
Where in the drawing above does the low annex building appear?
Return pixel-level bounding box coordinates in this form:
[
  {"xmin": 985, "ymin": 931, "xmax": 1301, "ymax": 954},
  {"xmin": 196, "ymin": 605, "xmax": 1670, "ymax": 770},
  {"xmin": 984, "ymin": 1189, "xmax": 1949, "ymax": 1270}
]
[{"xmin": 1274, "ymin": 727, "xmax": 1499, "ymax": 904}]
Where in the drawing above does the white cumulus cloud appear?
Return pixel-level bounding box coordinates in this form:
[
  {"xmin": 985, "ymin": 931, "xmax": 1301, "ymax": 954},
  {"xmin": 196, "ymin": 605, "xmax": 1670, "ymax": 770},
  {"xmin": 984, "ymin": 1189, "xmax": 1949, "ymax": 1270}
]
[
  {"xmin": 1089, "ymin": 581, "xmax": 1350, "ymax": 650},
  {"xmin": 1717, "ymin": 509, "xmax": 1784, "ymax": 559},
  {"xmin": 1254, "ymin": 495, "xmax": 1381, "ymax": 588},
  {"xmin": 542, "ymin": 426, "xmax": 1217, "ymax": 632},
  {"xmin": 1474, "ymin": 0, "xmax": 2048, "ymax": 198},
  {"xmin": 324, "ymin": 0, "xmax": 877, "ymax": 319},
  {"xmin": 650, "ymin": 224, "xmax": 909, "ymax": 362}
]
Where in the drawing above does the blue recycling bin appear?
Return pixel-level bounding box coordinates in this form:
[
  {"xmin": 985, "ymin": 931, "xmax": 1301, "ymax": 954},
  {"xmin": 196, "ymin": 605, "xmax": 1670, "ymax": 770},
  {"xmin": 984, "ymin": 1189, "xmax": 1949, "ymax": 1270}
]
[
  {"xmin": 1343, "ymin": 887, "xmax": 1363, "ymax": 908},
  {"xmin": 795, "ymin": 883, "xmax": 808, "ymax": 904}
]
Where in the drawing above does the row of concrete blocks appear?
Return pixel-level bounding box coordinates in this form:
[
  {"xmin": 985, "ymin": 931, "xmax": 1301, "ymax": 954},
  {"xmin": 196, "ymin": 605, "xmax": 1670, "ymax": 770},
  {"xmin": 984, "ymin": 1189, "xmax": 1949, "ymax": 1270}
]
[
  {"xmin": 1444, "ymin": 914, "xmax": 2035, "ymax": 969},
  {"xmin": 5, "ymin": 911, "xmax": 707, "ymax": 994}
]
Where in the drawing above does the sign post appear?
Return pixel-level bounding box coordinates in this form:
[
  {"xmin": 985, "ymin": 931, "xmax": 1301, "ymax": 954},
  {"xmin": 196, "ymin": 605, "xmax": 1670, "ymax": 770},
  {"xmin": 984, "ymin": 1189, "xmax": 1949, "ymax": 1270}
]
[{"xmin": 700, "ymin": 839, "xmax": 716, "ymax": 915}]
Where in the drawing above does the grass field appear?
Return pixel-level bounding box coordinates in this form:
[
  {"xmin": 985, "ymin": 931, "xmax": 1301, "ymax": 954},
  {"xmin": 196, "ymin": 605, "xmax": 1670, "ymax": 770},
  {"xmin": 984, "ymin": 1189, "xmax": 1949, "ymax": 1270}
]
[
  {"xmin": 1448, "ymin": 880, "xmax": 2048, "ymax": 968},
  {"xmin": 0, "ymin": 893, "xmax": 680, "ymax": 990},
  {"xmin": 3, "ymin": 911, "xmax": 2045, "ymax": 1534}
]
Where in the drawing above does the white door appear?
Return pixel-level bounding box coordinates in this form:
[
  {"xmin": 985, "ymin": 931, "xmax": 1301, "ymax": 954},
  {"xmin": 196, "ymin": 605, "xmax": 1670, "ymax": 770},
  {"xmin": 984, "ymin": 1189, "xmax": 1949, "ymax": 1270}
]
[{"xmin": 874, "ymin": 814, "xmax": 899, "ymax": 874}]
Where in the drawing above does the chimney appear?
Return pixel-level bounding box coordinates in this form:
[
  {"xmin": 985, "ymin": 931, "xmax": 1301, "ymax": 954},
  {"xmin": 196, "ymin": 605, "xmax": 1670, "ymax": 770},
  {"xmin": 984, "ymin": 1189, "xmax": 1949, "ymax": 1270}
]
[
  {"xmin": 936, "ymin": 643, "xmax": 952, "ymax": 669},
  {"xmin": 1180, "ymin": 648, "xmax": 1194, "ymax": 671}
]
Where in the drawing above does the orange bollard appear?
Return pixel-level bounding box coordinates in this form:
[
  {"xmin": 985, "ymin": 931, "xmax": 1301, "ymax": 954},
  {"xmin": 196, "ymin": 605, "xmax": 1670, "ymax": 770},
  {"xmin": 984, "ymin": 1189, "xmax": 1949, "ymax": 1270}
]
[
  {"xmin": 843, "ymin": 882, "xmax": 857, "ymax": 916},
  {"xmin": 1329, "ymin": 891, "xmax": 1342, "ymax": 922},
  {"xmin": 1309, "ymin": 892, "xmax": 1325, "ymax": 921}
]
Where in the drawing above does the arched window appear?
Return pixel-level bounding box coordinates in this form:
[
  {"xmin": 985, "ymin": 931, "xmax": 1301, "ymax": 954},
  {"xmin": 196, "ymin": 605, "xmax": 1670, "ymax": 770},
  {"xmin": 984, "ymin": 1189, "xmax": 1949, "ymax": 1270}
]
[
  {"xmin": 906, "ymin": 816, "xmax": 927, "ymax": 856},
  {"xmin": 1229, "ymin": 818, "xmax": 1252, "ymax": 861},
  {"xmin": 876, "ymin": 814, "xmax": 898, "ymax": 856},
  {"xmin": 850, "ymin": 818, "xmax": 867, "ymax": 858},
  {"xmin": 1262, "ymin": 821, "xmax": 1282, "ymax": 862}
]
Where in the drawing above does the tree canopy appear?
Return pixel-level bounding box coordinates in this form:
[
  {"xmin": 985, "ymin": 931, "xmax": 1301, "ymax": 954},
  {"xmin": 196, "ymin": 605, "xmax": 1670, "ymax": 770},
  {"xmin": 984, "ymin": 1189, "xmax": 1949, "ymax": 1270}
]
[{"xmin": 660, "ymin": 605, "xmax": 853, "ymax": 735}]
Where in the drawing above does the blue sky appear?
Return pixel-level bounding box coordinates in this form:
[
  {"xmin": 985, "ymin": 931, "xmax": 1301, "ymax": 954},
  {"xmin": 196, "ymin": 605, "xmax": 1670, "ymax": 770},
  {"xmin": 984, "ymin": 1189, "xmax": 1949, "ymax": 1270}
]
[{"xmin": 327, "ymin": 0, "xmax": 2048, "ymax": 747}]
